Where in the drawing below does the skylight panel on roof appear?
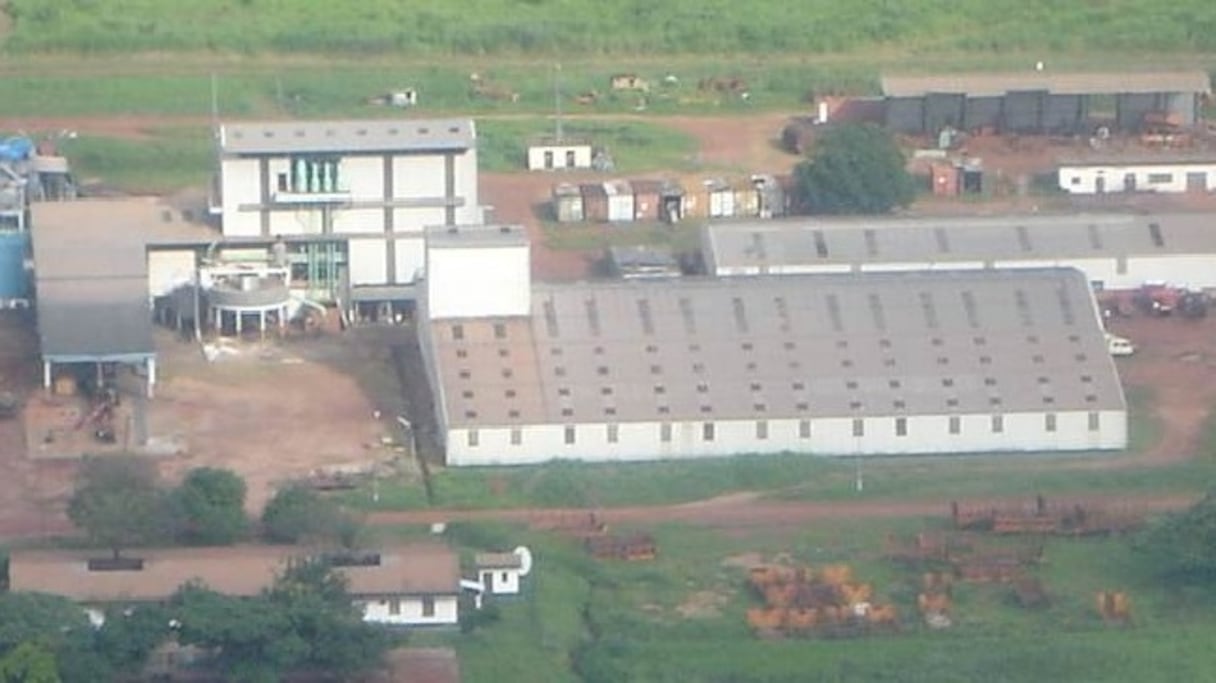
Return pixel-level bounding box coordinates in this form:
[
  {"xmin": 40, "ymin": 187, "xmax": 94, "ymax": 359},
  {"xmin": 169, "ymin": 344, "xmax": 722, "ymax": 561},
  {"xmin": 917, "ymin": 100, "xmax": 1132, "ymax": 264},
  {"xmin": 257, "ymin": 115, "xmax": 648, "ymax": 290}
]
[
  {"xmin": 1056, "ymin": 286, "xmax": 1076, "ymax": 325},
  {"xmin": 1016, "ymin": 225, "xmax": 1032, "ymax": 252},
  {"xmin": 1149, "ymin": 222, "xmax": 1164, "ymax": 247},
  {"xmin": 813, "ymin": 230, "xmax": 829, "ymax": 258},
  {"xmin": 868, "ymin": 293, "xmax": 886, "ymax": 331},
  {"xmin": 864, "ymin": 229, "xmax": 879, "ymax": 257},
  {"xmin": 1014, "ymin": 289, "xmax": 1034, "ymax": 327},
  {"xmin": 826, "ymin": 294, "xmax": 843, "ymax": 332},
  {"xmin": 961, "ymin": 291, "xmax": 980, "ymax": 328},
  {"xmin": 679, "ymin": 297, "xmax": 697, "ymax": 334},
  {"xmin": 1087, "ymin": 224, "xmax": 1103, "ymax": 250},
  {"xmin": 584, "ymin": 297, "xmax": 601, "ymax": 337},
  {"xmin": 543, "ymin": 299, "xmax": 560, "ymax": 338},
  {"xmin": 934, "ymin": 228, "xmax": 951, "ymax": 254},
  {"xmin": 637, "ymin": 299, "xmax": 655, "ymax": 336},
  {"xmin": 732, "ymin": 297, "xmax": 750, "ymax": 334},
  {"xmin": 920, "ymin": 292, "xmax": 939, "ymax": 329}
]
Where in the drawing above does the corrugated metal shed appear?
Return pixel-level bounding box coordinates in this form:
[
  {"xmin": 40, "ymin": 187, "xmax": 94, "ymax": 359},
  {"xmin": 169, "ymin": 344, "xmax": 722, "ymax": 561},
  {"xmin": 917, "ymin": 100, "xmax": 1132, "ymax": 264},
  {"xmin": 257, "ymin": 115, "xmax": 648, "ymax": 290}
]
[
  {"xmin": 604, "ymin": 180, "xmax": 634, "ymax": 223},
  {"xmin": 552, "ymin": 183, "xmax": 584, "ymax": 223},
  {"xmin": 630, "ymin": 179, "xmax": 664, "ymax": 222},
  {"xmin": 580, "ymin": 183, "xmax": 609, "ymax": 223}
]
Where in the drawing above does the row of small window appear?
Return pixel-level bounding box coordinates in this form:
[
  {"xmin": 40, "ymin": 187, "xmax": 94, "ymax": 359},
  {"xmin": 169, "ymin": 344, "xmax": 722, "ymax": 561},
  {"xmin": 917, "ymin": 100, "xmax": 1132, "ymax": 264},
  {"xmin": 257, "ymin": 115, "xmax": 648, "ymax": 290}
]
[
  {"xmin": 376, "ymin": 595, "xmax": 436, "ymax": 617},
  {"xmin": 451, "ymin": 323, "xmax": 507, "ymax": 341},
  {"xmin": 465, "ymin": 413, "xmax": 1103, "ymax": 447}
]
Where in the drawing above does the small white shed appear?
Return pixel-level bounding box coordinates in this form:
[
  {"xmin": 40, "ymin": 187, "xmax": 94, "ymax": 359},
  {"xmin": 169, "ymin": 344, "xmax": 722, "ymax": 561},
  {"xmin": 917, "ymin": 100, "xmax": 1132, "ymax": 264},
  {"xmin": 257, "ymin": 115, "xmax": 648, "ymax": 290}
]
[
  {"xmin": 475, "ymin": 547, "xmax": 533, "ymax": 596},
  {"xmin": 527, "ymin": 140, "xmax": 594, "ymax": 171}
]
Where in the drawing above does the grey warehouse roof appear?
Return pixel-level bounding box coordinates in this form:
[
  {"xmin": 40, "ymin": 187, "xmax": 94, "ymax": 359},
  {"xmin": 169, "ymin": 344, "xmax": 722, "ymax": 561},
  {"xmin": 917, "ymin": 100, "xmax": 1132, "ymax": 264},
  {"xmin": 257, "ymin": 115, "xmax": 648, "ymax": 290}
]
[
  {"xmin": 881, "ymin": 71, "xmax": 1211, "ymax": 98},
  {"xmin": 429, "ymin": 269, "xmax": 1123, "ymax": 428},
  {"xmin": 31, "ymin": 198, "xmax": 213, "ymax": 360},
  {"xmin": 703, "ymin": 212, "xmax": 1216, "ymax": 271},
  {"xmin": 219, "ymin": 118, "xmax": 475, "ymax": 155},
  {"xmin": 1057, "ymin": 152, "xmax": 1216, "ymax": 166}
]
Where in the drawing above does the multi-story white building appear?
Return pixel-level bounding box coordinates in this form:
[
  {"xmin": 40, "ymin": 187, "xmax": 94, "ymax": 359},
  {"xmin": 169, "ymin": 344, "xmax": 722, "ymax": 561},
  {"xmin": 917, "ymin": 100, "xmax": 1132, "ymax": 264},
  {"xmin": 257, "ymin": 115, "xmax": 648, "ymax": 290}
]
[{"xmin": 214, "ymin": 118, "xmax": 482, "ymax": 312}]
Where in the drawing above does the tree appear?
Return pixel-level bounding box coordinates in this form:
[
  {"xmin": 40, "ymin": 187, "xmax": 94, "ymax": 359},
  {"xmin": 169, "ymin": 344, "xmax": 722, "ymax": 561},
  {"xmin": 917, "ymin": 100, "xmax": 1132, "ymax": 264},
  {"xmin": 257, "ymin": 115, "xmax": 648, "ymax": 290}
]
[
  {"xmin": 793, "ymin": 123, "xmax": 916, "ymax": 214},
  {"xmin": 90, "ymin": 605, "xmax": 173, "ymax": 675},
  {"xmin": 261, "ymin": 486, "xmax": 362, "ymax": 546},
  {"xmin": 171, "ymin": 467, "xmax": 249, "ymax": 545},
  {"xmin": 170, "ymin": 561, "xmax": 391, "ymax": 682},
  {"xmin": 0, "ymin": 641, "xmax": 60, "ymax": 683},
  {"xmin": 1136, "ymin": 491, "xmax": 1216, "ymax": 581},
  {"xmin": 67, "ymin": 457, "xmax": 170, "ymax": 559},
  {"xmin": 0, "ymin": 593, "xmax": 89, "ymax": 654}
]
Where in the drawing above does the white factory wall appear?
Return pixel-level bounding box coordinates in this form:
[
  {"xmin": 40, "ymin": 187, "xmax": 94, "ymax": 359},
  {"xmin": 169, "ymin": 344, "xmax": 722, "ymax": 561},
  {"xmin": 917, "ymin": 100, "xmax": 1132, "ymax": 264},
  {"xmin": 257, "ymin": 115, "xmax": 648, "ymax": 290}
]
[
  {"xmin": 444, "ymin": 410, "xmax": 1127, "ymax": 465},
  {"xmin": 1059, "ymin": 164, "xmax": 1216, "ymax": 194},
  {"xmin": 857, "ymin": 261, "xmax": 987, "ymax": 273},
  {"xmin": 219, "ymin": 158, "xmax": 262, "ymax": 237},
  {"xmin": 393, "ymin": 207, "xmax": 448, "ymax": 234},
  {"xmin": 426, "ymin": 244, "xmax": 531, "ymax": 319},
  {"xmin": 348, "ymin": 238, "xmax": 389, "ymax": 286},
  {"xmin": 356, "ymin": 595, "xmax": 458, "ymax": 626},
  {"xmin": 147, "ymin": 250, "xmax": 197, "ymax": 298},
  {"xmin": 393, "ymin": 155, "xmax": 446, "ymax": 201},
  {"xmin": 417, "ymin": 312, "xmax": 452, "ymax": 450},
  {"xmin": 269, "ymin": 207, "xmax": 324, "ymax": 236},
  {"xmin": 453, "ymin": 149, "xmax": 481, "ymax": 225},
  {"xmin": 394, "ymin": 236, "xmax": 426, "ymax": 284}
]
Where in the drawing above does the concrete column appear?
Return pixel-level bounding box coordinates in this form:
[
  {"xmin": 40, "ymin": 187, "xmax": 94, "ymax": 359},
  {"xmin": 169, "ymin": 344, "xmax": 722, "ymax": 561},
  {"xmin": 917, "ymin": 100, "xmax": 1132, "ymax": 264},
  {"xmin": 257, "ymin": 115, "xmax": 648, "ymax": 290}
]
[
  {"xmin": 213, "ymin": 307, "xmax": 221, "ymax": 332},
  {"xmin": 259, "ymin": 310, "xmax": 266, "ymax": 340},
  {"xmin": 146, "ymin": 357, "xmax": 156, "ymax": 399},
  {"xmin": 236, "ymin": 311, "xmax": 243, "ymax": 336},
  {"xmin": 42, "ymin": 360, "xmax": 52, "ymax": 392}
]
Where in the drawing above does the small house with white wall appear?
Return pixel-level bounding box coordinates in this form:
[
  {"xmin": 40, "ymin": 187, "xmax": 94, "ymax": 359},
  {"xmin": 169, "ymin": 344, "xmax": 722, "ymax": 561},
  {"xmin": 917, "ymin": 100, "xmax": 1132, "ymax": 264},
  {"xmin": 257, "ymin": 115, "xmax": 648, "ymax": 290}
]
[
  {"xmin": 474, "ymin": 547, "xmax": 533, "ymax": 596},
  {"xmin": 1057, "ymin": 153, "xmax": 1216, "ymax": 194},
  {"xmin": 7, "ymin": 544, "xmax": 462, "ymax": 628},
  {"xmin": 527, "ymin": 138, "xmax": 594, "ymax": 171}
]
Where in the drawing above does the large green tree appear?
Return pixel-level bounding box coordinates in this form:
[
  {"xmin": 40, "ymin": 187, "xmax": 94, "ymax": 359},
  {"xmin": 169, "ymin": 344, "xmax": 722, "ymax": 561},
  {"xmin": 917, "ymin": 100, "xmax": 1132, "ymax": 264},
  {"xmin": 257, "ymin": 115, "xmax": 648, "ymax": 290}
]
[
  {"xmin": 0, "ymin": 642, "xmax": 59, "ymax": 683},
  {"xmin": 171, "ymin": 560, "xmax": 391, "ymax": 682},
  {"xmin": 1136, "ymin": 491, "xmax": 1216, "ymax": 581},
  {"xmin": 793, "ymin": 123, "xmax": 916, "ymax": 214},
  {"xmin": 67, "ymin": 456, "xmax": 170, "ymax": 559},
  {"xmin": 261, "ymin": 486, "xmax": 362, "ymax": 547},
  {"xmin": 171, "ymin": 467, "xmax": 249, "ymax": 546}
]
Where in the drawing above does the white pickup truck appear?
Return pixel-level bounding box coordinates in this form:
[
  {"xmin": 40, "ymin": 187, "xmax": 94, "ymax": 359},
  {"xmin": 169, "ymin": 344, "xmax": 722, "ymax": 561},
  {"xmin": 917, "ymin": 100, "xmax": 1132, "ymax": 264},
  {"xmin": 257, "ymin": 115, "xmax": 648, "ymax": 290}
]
[{"xmin": 1105, "ymin": 333, "xmax": 1136, "ymax": 357}]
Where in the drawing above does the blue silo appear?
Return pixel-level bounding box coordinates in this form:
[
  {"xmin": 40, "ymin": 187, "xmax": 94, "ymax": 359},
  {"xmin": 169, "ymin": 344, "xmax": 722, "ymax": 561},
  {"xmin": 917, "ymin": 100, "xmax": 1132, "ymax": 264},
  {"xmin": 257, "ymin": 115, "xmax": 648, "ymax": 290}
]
[{"xmin": 0, "ymin": 230, "xmax": 30, "ymax": 301}]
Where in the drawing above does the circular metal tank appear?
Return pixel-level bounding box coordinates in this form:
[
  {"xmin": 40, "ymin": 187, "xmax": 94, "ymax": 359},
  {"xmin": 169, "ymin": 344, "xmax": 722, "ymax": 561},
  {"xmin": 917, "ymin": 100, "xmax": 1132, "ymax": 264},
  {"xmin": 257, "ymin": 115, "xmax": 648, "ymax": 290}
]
[{"xmin": 207, "ymin": 276, "xmax": 290, "ymax": 310}]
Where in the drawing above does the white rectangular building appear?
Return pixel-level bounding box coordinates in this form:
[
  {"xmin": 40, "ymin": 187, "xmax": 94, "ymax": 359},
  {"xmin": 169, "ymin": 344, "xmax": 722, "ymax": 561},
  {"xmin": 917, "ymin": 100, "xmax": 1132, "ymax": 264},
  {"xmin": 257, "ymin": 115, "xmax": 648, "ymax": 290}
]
[
  {"xmin": 702, "ymin": 212, "xmax": 1216, "ymax": 292},
  {"xmin": 214, "ymin": 118, "xmax": 482, "ymax": 307},
  {"xmin": 422, "ymin": 267, "xmax": 1127, "ymax": 466},
  {"xmin": 7, "ymin": 544, "xmax": 462, "ymax": 628},
  {"xmin": 1058, "ymin": 154, "xmax": 1216, "ymax": 194},
  {"xmin": 527, "ymin": 140, "xmax": 593, "ymax": 171}
]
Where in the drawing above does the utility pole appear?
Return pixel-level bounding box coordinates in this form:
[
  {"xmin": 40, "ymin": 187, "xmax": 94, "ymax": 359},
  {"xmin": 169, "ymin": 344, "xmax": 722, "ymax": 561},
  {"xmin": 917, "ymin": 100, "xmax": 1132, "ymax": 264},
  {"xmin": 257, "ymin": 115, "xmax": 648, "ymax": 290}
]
[{"xmin": 554, "ymin": 63, "xmax": 563, "ymax": 143}]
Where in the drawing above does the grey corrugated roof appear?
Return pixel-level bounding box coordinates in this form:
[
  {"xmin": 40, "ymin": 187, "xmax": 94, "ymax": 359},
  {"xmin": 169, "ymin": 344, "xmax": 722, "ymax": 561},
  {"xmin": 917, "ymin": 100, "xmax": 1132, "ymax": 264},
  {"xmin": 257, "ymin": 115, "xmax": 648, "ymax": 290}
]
[
  {"xmin": 704, "ymin": 212, "xmax": 1216, "ymax": 270},
  {"xmin": 31, "ymin": 198, "xmax": 215, "ymax": 360},
  {"xmin": 219, "ymin": 118, "xmax": 475, "ymax": 155},
  {"xmin": 882, "ymin": 71, "xmax": 1211, "ymax": 97},
  {"xmin": 429, "ymin": 269, "xmax": 1123, "ymax": 427}
]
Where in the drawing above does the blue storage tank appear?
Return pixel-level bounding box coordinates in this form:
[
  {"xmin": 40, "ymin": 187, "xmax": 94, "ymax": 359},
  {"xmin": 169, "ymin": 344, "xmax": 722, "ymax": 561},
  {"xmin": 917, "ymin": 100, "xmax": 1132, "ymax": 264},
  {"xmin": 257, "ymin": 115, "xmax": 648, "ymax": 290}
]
[{"xmin": 0, "ymin": 231, "xmax": 30, "ymax": 301}]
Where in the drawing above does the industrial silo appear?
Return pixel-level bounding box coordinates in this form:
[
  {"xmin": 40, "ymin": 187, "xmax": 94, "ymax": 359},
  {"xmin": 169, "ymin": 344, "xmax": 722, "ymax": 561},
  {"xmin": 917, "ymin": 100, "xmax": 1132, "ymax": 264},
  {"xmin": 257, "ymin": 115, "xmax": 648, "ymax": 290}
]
[{"xmin": 0, "ymin": 230, "xmax": 29, "ymax": 303}]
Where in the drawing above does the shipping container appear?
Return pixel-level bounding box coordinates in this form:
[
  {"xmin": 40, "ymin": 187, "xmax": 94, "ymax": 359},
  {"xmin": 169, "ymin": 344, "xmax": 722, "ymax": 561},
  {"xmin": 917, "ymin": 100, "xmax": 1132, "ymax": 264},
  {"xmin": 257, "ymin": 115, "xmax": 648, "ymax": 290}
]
[
  {"xmin": 630, "ymin": 179, "xmax": 664, "ymax": 222},
  {"xmin": 552, "ymin": 183, "xmax": 584, "ymax": 222},
  {"xmin": 604, "ymin": 180, "xmax": 634, "ymax": 223},
  {"xmin": 581, "ymin": 183, "xmax": 609, "ymax": 223}
]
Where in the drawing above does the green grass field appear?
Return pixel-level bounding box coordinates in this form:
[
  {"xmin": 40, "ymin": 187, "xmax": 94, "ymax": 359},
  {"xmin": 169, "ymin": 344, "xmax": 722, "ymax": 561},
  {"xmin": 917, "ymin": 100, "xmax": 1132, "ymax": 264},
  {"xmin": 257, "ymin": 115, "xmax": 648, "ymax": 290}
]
[
  {"xmin": 411, "ymin": 516, "xmax": 1216, "ymax": 683},
  {"xmin": 6, "ymin": 1, "xmax": 1216, "ymax": 56}
]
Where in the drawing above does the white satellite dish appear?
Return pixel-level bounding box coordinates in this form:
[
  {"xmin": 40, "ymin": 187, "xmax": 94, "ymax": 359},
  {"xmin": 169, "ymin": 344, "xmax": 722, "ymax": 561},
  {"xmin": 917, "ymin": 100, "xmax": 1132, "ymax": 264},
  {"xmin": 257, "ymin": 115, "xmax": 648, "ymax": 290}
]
[{"xmin": 513, "ymin": 546, "xmax": 534, "ymax": 577}]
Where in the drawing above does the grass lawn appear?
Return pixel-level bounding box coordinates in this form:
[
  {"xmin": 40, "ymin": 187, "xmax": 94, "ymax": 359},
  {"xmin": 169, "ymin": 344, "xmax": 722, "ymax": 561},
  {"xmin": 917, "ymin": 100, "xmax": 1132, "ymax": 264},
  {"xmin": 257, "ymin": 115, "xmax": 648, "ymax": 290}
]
[{"xmin": 413, "ymin": 515, "xmax": 1216, "ymax": 683}]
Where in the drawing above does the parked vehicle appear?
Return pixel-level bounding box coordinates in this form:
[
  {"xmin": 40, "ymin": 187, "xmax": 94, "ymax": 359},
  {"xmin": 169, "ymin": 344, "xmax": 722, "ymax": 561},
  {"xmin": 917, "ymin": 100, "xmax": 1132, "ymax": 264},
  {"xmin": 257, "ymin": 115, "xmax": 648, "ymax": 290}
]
[{"xmin": 1105, "ymin": 333, "xmax": 1136, "ymax": 357}]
